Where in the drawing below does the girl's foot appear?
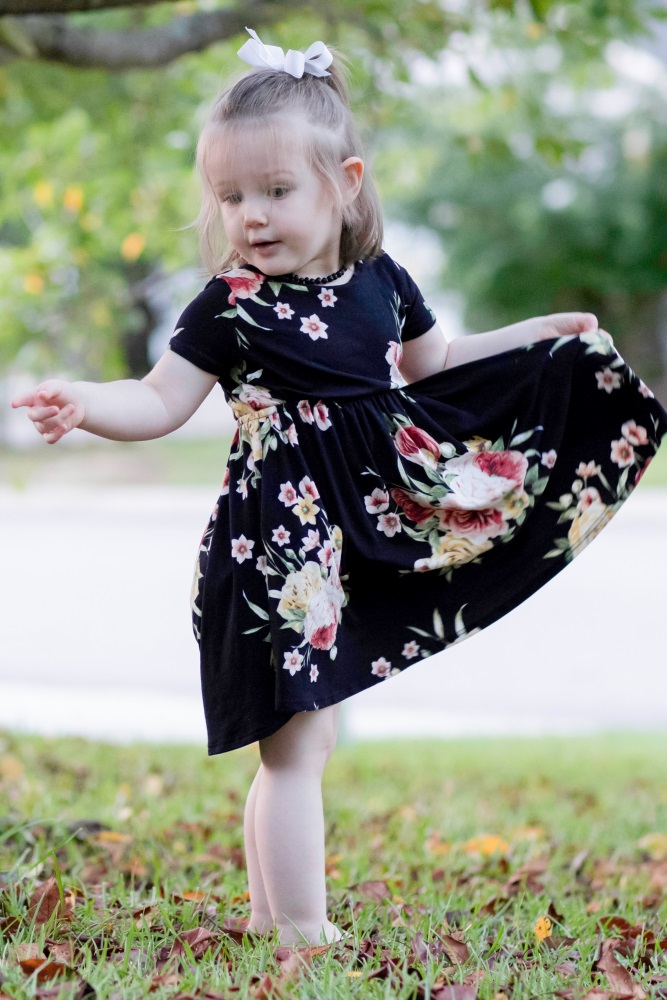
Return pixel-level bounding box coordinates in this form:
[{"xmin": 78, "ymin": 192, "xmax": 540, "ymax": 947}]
[{"xmin": 275, "ymin": 918, "xmax": 344, "ymax": 946}]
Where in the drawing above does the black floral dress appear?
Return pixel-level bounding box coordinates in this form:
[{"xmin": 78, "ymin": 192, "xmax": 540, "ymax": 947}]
[{"xmin": 169, "ymin": 251, "xmax": 667, "ymax": 755}]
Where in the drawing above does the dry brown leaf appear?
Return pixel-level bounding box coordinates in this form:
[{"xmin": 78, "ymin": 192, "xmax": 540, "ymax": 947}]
[
  {"xmin": 594, "ymin": 938, "xmax": 647, "ymax": 1000},
  {"xmin": 353, "ymin": 880, "xmax": 392, "ymax": 901},
  {"xmin": 28, "ymin": 877, "xmax": 71, "ymax": 926},
  {"xmin": 19, "ymin": 959, "xmax": 71, "ymax": 982},
  {"xmin": 431, "ymin": 985, "xmax": 479, "ymax": 1000},
  {"xmin": 440, "ymin": 931, "xmax": 470, "ymax": 964},
  {"xmin": 170, "ymin": 927, "xmax": 221, "ymax": 959}
]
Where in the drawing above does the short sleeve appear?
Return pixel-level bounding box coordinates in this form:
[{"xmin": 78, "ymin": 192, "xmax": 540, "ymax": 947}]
[
  {"xmin": 168, "ymin": 277, "xmax": 236, "ymax": 377},
  {"xmin": 398, "ymin": 266, "xmax": 438, "ymax": 342}
]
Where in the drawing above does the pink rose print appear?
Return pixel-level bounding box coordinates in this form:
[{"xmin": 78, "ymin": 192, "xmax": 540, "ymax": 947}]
[
  {"xmin": 318, "ymin": 541, "xmax": 336, "ymax": 567},
  {"xmin": 219, "ymin": 268, "xmax": 264, "ymax": 305},
  {"xmin": 238, "ymin": 383, "xmax": 280, "ymax": 410},
  {"xmin": 313, "ymin": 401, "xmax": 332, "ymax": 431},
  {"xmin": 371, "ymin": 657, "xmax": 391, "ymax": 678},
  {"xmin": 272, "ymin": 525, "xmax": 291, "ymax": 547},
  {"xmin": 610, "ymin": 438, "xmax": 634, "ymax": 467},
  {"xmin": 541, "ymin": 450, "xmax": 557, "ymax": 469},
  {"xmin": 310, "ymin": 664, "xmax": 319, "ymax": 683},
  {"xmin": 279, "ymin": 481, "xmax": 298, "ymax": 506},
  {"xmin": 283, "ymin": 649, "xmax": 304, "ymax": 676},
  {"xmin": 596, "ymin": 368, "xmax": 622, "ymax": 393},
  {"xmin": 438, "ymin": 506, "xmax": 507, "ymax": 543},
  {"xmin": 473, "ymin": 450, "xmax": 528, "ymax": 488},
  {"xmin": 364, "ymin": 488, "xmax": 390, "ymax": 514},
  {"xmin": 304, "ymin": 576, "xmax": 344, "ymax": 650},
  {"xmin": 385, "ymin": 341, "xmax": 403, "ymax": 369},
  {"xmin": 300, "ymin": 314, "xmax": 328, "ymax": 341},
  {"xmin": 621, "ymin": 420, "xmax": 648, "ymax": 446},
  {"xmin": 377, "ymin": 512, "xmax": 402, "ymax": 537},
  {"xmin": 395, "ymin": 424, "xmax": 441, "ymax": 468},
  {"xmin": 274, "ymin": 302, "xmax": 294, "ymax": 320},
  {"xmin": 318, "ymin": 288, "xmax": 337, "ymax": 308},
  {"xmin": 390, "ymin": 487, "xmax": 440, "ymax": 525},
  {"xmin": 402, "ymin": 641, "xmax": 420, "ymax": 659},
  {"xmin": 297, "ymin": 400, "xmax": 314, "ymax": 424},
  {"xmin": 286, "ymin": 423, "xmax": 299, "ymax": 445},
  {"xmin": 231, "ymin": 534, "xmax": 255, "ymax": 563},
  {"xmin": 221, "ymin": 467, "xmax": 230, "ymax": 495}
]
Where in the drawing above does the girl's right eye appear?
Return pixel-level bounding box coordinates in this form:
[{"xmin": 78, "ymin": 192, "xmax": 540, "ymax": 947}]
[{"xmin": 222, "ymin": 193, "xmax": 242, "ymax": 205}]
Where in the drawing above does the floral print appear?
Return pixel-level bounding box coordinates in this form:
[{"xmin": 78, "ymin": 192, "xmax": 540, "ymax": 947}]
[{"xmin": 172, "ymin": 256, "xmax": 667, "ymax": 756}]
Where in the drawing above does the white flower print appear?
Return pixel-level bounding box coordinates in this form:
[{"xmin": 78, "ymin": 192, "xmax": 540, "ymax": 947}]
[
  {"xmin": 256, "ymin": 554, "xmax": 268, "ymax": 576},
  {"xmin": 292, "ymin": 494, "xmax": 320, "ymax": 525},
  {"xmin": 310, "ymin": 664, "xmax": 319, "ymax": 683},
  {"xmin": 236, "ymin": 477, "xmax": 249, "ymax": 499},
  {"xmin": 541, "ymin": 449, "xmax": 557, "ymax": 469},
  {"xmin": 274, "ymin": 302, "xmax": 294, "ymax": 320},
  {"xmin": 221, "ymin": 468, "xmax": 230, "ymax": 495},
  {"xmin": 272, "ymin": 525, "xmax": 291, "ymax": 547},
  {"xmin": 610, "ymin": 438, "xmax": 635, "ymax": 467},
  {"xmin": 231, "ymin": 534, "xmax": 255, "ymax": 563},
  {"xmin": 596, "ymin": 368, "xmax": 622, "ymax": 393},
  {"xmin": 299, "ymin": 476, "xmax": 320, "ymax": 500},
  {"xmin": 377, "ymin": 512, "xmax": 402, "ymax": 537},
  {"xmin": 313, "ymin": 401, "xmax": 332, "ymax": 430},
  {"xmin": 577, "ymin": 486, "xmax": 602, "ymax": 510},
  {"xmin": 385, "ymin": 340, "xmax": 406, "ymax": 388},
  {"xmin": 300, "ymin": 314, "xmax": 328, "ymax": 341},
  {"xmin": 402, "ymin": 641, "xmax": 420, "ymax": 660},
  {"xmin": 364, "ymin": 488, "xmax": 390, "ymax": 514},
  {"xmin": 621, "ymin": 420, "xmax": 648, "ymax": 446},
  {"xmin": 279, "ymin": 481, "xmax": 298, "ymax": 506},
  {"xmin": 318, "ymin": 288, "xmax": 337, "ymax": 308},
  {"xmin": 371, "ymin": 657, "xmax": 391, "ymax": 678},
  {"xmin": 269, "ymin": 411, "xmax": 282, "ymax": 430},
  {"xmin": 283, "ymin": 649, "xmax": 304, "ymax": 676},
  {"xmin": 576, "ymin": 461, "xmax": 601, "ymax": 479},
  {"xmin": 287, "ymin": 423, "xmax": 299, "ymax": 445},
  {"xmin": 638, "ymin": 380, "xmax": 654, "ymax": 399},
  {"xmin": 302, "ymin": 529, "xmax": 321, "ymax": 551},
  {"xmin": 298, "ymin": 400, "xmax": 314, "ymax": 424}
]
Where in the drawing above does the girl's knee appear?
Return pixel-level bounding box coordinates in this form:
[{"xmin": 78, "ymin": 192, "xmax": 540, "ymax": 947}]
[{"xmin": 259, "ymin": 703, "xmax": 341, "ymax": 771}]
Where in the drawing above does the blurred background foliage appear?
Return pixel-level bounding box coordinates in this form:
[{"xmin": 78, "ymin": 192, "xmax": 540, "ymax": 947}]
[{"xmin": 1, "ymin": 0, "xmax": 666, "ymax": 395}]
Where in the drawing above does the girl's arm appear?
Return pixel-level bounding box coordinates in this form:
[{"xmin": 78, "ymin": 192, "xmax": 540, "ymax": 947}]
[
  {"xmin": 11, "ymin": 350, "xmax": 219, "ymax": 444},
  {"xmin": 399, "ymin": 312, "xmax": 601, "ymax": 383}
]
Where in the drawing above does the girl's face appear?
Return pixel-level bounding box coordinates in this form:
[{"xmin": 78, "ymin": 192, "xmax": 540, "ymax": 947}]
[{"xmin": 207, "ymin": 125, "xmax": 362, "ymax": 278}]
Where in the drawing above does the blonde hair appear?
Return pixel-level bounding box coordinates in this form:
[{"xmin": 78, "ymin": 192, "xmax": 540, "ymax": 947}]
[{"xmin": 192, "ymin": 45, "xmax": 384, "ymax": 276}]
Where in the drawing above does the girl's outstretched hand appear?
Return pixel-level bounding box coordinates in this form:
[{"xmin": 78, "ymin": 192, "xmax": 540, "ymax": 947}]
[
  {"xmin": 11, "ymin": 380, "xmax": 85, "ymax": 444},
  {"xmin": 537, "ymin": 312, "xmax": 612, "ymax": 343}
]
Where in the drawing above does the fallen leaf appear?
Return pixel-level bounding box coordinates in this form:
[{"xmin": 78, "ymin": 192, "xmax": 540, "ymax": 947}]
[
  {"xmin": 19, "ymin": 959, "xmax": 71, "ymax": 982},
  {"xmin": 593, "ymin": 938, "xmax": 647, "ymax": 1000},
  {"xmin": 28, "ymin": 877, "xmax": 71, "ymax": 926},
  {"xmin": 352, "ymin": 880, "xmax": 391, "ymax": 901},
  {"xmin": 464, "ymin": 834, "xmax": 509, "ymax": 857},
  {"xmin": 170, "ymin": 927, "xmax": 222, "ymax": 960},
  {"xmin": 637, "ymin": 833, "xmax": 667, "ymax": 860},
  {"xmin": 439, "ymin": 931, "xmax": 470, "ymax": 964}
]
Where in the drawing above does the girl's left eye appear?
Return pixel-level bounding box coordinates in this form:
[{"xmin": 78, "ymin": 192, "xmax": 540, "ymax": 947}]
[{"xmin": 270, "ymin": 186, "xmax": 289, "ymax": 198}]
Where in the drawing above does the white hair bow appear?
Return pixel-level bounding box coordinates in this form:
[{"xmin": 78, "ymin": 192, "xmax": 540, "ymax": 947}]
[{"xmin": 237, "ymin": 27, "xmax": 333, "ymax": 79}]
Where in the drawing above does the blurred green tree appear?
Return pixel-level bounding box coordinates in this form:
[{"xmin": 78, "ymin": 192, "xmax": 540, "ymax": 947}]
[{"xmin": 0, "ymin": 0, "xmax": 663, "ymax": 382}]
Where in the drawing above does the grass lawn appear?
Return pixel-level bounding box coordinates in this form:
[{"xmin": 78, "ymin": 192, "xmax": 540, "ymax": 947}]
[
  {"xmin": 1, "ymin": 731, "xmax": 666, "ymax": 998},
  {"xmin": 1, "ymin": 434, "xmax": 667, "ymax": 488}
]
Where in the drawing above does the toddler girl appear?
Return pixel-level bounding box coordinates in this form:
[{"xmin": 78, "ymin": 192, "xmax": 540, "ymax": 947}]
[{"xmin": 12, "ymin": 27, "xmax": 667, "ymax": 947}]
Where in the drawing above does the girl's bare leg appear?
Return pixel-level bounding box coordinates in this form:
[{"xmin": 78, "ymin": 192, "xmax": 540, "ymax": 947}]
[
  {"xmin": 244, "ymin": 763, "xmax": 274, "ymax": 933},
  {"xmin": 250, "ymin": 702, "xmax": 342, "ymax": 945}
]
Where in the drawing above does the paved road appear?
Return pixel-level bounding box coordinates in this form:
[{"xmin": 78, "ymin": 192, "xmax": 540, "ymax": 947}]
[{"xmin": 1, "ymin": 486, "xmax": 665, "ymax": 745}]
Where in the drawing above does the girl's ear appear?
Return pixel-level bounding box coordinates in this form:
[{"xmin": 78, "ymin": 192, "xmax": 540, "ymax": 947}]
[{"xmin": 341, "ymin": 157, "xmax": 364, "ymax": 205}]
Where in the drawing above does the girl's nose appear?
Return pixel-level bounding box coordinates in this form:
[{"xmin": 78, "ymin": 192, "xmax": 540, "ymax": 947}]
[{"xmin": 243, "ymin": 197, "xmax": 269, "ymax": 227}]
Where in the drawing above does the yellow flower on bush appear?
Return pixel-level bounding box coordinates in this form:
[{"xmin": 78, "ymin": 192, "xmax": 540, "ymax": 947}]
[
  {"xmin": 23, "ymin": 274, "xmax": 44, "ymax": 294},
  {"xmin": 33, "ymin": 181, "xmax": 53, "ymax": 208},
  {"xmin": 63, "ymin": 186, "xmax": 84, "ymax": 213},
  {"xmin": 121, "ymin": 233, "xmax": 145, "ymax": 261}
]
